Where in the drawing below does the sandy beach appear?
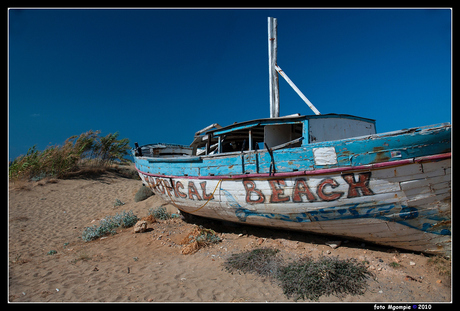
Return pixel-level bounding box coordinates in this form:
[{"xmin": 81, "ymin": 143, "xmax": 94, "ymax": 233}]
[{"xmin": 8, "ymin": 168, "xmax": 451, "ymax": 302}]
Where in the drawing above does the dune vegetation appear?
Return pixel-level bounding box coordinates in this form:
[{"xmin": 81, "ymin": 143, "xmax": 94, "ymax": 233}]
[{"xmin": 9, "ymin": 130, "xmax": 131, "ymax": 181}]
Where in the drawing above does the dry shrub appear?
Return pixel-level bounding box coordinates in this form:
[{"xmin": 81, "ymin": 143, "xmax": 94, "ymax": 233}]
[
  {"xmin": 276, "ymin": 255, "xmax": 374, "ymax": 301},
  {"xmin": 223, "ymin": 250, "xmax": 374, "ymax": 301},
  {"xmin": 181, "ymin": 241, "xmax": 200, "ymax": 255},
  {"xmin": 224, "ymin": 248, "xmax": 282, "ymax": 277},
  {"xmin": 180, "ymin": 225, "xmax": 221, "ymax": 255},
  {"xmin": 141, "ymin": 215, "xmax": 156, "ymax": 224},
  {"xmin": 180, "ymin": 226, "xmax": 202, "ymax": 245},
  {"xmin": 9, "ymin": 180, "xmax": 32, "ymax": 191}
]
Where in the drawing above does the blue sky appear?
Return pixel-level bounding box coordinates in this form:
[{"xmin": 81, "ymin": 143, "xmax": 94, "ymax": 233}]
[{"xmin": 8, "ymin": 8, "xmax": 451, "ymax": 160}]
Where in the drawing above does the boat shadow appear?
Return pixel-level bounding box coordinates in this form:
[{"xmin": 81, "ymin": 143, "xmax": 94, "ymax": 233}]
[{"xmin": 181, "ymin": 212, "xmax": 416, "ymax": 255}]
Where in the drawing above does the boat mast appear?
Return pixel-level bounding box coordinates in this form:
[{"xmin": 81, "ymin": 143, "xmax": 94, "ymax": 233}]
[
  {"xmin": 268, "ymin": 17, "xmax": 280, "ymax": 118},
  {"xmin": 268, "ymin": 17, "xmax": 321, "ymax": 116}
]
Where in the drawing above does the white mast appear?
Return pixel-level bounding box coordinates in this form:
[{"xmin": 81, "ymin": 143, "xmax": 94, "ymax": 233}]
[
  {"xmin": 268, "ymin": 17, "xmax": 321, "ymax": 116},
  {"xmin": 268, "ymin": 17, "xmax": 280, "ymax": 118}
]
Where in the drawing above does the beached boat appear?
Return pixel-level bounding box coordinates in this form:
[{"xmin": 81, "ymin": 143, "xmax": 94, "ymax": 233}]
[{"xmin": 132, "ymin": 18, "xmax": 451, "ymax": 256}]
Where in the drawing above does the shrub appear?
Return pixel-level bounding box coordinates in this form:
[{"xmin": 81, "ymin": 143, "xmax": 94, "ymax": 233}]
[
  {"xmin": 134, "ymin": 186, "xmax": 154, "ymax": 202},
  {"xmin": 112, "ymin": 210, "xmax": 139, "ymax": 228},
  {"xmin": 148, "ymin": 206, "xmax": 172, "ymax": 220},
  {"xmin": 224, "ymin": 248, "xmax": 282, "ymax": 277},
  {"xmin": 276, "ymin": 255, "xmax": 374, "ymax": 301},
  {"xmin": 82, "ymin": 211, "xmax": 139, "ymax": 242},
  {"xmin": 223, "ymin": 249, "xmax": 374, "ymax": 301},
  {"xmin": 9, "ymin": 142, "xmax": 81, "ymax": 181},
  {"xmin": 113, "ymin": 199, "xmax": 125, "ymax": 207},
  {"xmin": 180, "ymin": 225, "xmax": 221, "ymax": 255},
  {"xmin": 90, "ymin": 132, "xmax": 131, "ymax": 166}
]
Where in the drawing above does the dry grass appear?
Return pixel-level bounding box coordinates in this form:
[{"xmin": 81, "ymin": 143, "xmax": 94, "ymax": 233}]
[
  {"xmin": 141, "ymin": 215, "xmax": 157, "ymax": 224},
  {"xmin": 427, "ymin": 256, "xmax": 451, "ymax": 277},
  {"xmin": 9, "ymin": 130, "xmax": 131, "ymax": 182},
  {"xmin": 180, "ymin": 225, "xmax": 221, "ymax": 255},
  {"xmin": 10, "ymin": 177, "xmax": 59, "ymax": 192}
]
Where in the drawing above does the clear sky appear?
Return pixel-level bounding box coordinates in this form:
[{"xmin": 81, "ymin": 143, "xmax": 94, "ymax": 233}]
[{"xmin": 8, "ymin": 8, "xmax": 451, "ymax": 161}]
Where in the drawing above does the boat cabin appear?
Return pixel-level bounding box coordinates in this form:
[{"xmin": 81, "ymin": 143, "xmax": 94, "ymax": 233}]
[{"xmin": 190, "ymin": 114, "xmax": 376, "ymax": 156}]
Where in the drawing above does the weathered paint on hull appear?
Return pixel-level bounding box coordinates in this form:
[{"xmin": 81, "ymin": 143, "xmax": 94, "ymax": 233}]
[
  {"xmin": 137, "ymin": 154, "xmax": 451, "ymax": 256},
  {"xmin": 134, "ymin": 122, "xmax": 451, "ymax": 179}
]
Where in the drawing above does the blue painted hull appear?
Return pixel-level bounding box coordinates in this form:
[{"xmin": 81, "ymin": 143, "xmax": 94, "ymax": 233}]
[{"xmin": 134, "ymin": 123, "xmax": 450, "ymax": 178}]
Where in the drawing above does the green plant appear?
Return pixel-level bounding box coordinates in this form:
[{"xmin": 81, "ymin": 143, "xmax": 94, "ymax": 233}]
[
  {"xmin": 276, "ymin": 255, "xmax": 374, "ymax": 301},
  {"xmin": 194, "ymin": 227, "xmax": 221, "ymax": 244},
  {"xmin": 389, "ymin": 261, "xmax": 401, "ymax": 268},
  {"xmin": 113, "ymin": 199, "xmax": 125, "ymax": 207},
  {"xmin": 8, "ymin": 144, "xmax": 76, "ymax": 181},
  {"xmin": 91, "ymin": 132, "xmax": 131, "ymax": 166},
  {"xmin": 149, "ymin": 206, "xmax": 173, "ymax": 220},
  {"xmin": 81, "ymin": 211, "xmax": 139, "ymax": 242},
  {"xmin": 47, "ymin": 250, "xmax": 57, "ymax": 255},
  {"xmin": 114, "ymin": 210, "xmax": 139, "ymax": 228}
]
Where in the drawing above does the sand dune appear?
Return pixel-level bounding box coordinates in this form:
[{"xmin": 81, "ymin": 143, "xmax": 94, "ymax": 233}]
[{"xmin": 9, "ymin": 172, "xmax": 451, "ymax": 302}]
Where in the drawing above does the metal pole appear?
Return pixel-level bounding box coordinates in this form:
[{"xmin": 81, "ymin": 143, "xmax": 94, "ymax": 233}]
[
  {"xmin": 268, "ymin": 17, "xmax": 280, "ymax": 118},
  {"xmin": 275, "ymin": 65, "xmax": 321, "ymax": 115}
]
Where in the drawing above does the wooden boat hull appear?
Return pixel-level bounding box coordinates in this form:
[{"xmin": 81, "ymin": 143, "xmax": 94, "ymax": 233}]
[{"xmin": 136, "ymin": 153, "xmax": 451, "ymax": 256}]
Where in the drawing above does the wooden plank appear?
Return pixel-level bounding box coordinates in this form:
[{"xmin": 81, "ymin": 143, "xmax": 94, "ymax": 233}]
[
  {"xmin": 403, "ymin": 186, "xmax": 433, "ymax": 199},
  {"xmin": 422, "ymin": 159, "xmax": 450, "ymax": 175},
  {"xmin": 406, "ymin": 192, "xmax": 450, "ymax": 209},
  {"xmin": 275, "ymin": 65, "xmax": 321, "ymax": 115},
  {"xmin": 400, "ymin": 178, "xmax": 430, "ymax": 191}
]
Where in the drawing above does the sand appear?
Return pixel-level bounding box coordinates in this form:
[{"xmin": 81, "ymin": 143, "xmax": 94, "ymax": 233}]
[{"xmin": 8, "ymin": 170, "xmax": 451, "ymax": 302}]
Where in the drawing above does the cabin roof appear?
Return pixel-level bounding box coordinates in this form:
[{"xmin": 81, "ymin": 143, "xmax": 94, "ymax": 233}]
[
  {"xmin": 206, "ymin": 113, "xmax": 375, "ymax": 136},
  {"xmin": 189, "ymin": 113, "xmax": 376, "ymax": 150}
]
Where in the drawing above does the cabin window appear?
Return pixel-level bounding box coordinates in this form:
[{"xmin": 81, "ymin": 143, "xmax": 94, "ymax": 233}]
[
  {"xmin": 219, "ymin": 128, "xmax": 264, "ymax": 153},
  {"xmin": 264, "ymin": 124, "xmax": 303, "ymax": 149},
  {"xmin": 191, "ymin": 121, "xmax": 305, "ymax": 156}
]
